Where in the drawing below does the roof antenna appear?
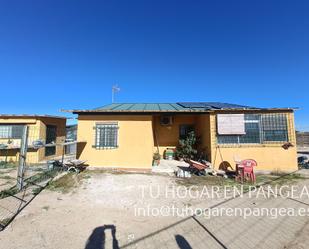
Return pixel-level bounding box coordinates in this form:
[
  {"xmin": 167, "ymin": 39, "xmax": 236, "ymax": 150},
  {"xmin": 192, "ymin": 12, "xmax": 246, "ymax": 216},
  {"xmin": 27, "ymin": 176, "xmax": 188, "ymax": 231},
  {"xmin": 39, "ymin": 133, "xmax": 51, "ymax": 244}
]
[{"xmin": 112, "ymin": 85, "xmax": 120, "ymax": 103}]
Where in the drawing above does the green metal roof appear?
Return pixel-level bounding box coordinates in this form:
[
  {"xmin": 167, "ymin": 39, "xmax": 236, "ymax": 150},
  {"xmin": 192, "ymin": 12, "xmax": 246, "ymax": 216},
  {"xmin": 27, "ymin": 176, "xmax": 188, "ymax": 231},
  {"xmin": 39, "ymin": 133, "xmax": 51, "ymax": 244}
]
[
  {"xmin": 67, "ymin": 102, "xmax": 295, "ymax": 114},
  {"xmin": 94, "ymin": 103, "xmax": 188, "ymax": 111}
]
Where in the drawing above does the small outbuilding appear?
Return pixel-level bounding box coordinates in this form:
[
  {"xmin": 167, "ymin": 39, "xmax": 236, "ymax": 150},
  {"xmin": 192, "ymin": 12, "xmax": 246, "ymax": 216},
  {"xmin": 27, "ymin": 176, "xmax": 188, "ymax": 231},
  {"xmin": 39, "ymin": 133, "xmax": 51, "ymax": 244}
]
[{"xmin": 0, "ymin": 115, "xmax": 66, "ymax": 164}]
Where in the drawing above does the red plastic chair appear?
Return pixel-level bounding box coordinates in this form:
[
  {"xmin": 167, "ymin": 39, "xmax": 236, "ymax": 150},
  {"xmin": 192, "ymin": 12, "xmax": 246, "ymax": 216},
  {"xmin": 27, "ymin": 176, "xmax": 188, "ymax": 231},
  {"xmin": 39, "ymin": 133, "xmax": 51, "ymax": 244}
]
[{"xmin": 236, "ymin": 159, "xmax": 257, "ymax": 183}]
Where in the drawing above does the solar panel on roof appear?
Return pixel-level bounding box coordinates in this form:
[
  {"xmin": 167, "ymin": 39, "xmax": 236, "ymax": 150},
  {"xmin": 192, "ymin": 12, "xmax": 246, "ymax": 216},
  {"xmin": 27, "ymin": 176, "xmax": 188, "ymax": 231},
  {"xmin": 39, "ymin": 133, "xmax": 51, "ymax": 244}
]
[
  {"xmin": 178, "ymin": 102, "xmax": 202, "ymax": 108},
  {"xmin": 177, "ymin": 102, "xmax": 254, "ymax": 110},
  {"xmin": 170, "ymin": 103, "xmax": 185, "ymax": 111},
  {"xmin": 206, "ymin": 102, "xmax": 250, "ymax": 109},
  {"xmin": 177, "ymin": 102, "xmax": 212, "ymax": 109}
]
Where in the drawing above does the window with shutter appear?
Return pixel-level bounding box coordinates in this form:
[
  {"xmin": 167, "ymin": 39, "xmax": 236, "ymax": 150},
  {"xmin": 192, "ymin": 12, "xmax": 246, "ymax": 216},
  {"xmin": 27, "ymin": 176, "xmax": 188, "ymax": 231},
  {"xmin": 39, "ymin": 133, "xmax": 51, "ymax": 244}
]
[{"xmin": 217, "ymin": 113, "xmax": 289, "ymax": 144}]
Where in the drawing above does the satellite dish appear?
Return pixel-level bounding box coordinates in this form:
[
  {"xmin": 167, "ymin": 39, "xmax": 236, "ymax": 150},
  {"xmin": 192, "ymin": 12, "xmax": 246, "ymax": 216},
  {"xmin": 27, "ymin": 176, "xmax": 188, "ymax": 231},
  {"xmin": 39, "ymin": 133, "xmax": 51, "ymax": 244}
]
[{"xmin": 32, "ymin": 140, "xmax": 45, "ymax": 149}]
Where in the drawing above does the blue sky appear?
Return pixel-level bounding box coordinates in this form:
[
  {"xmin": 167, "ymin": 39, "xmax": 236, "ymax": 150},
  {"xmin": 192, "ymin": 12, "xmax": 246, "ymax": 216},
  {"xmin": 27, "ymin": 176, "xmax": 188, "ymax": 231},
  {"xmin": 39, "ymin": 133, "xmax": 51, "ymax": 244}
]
[{"xmin": 0, "ymin": 0, "xmax": 308, "ymax": 129}]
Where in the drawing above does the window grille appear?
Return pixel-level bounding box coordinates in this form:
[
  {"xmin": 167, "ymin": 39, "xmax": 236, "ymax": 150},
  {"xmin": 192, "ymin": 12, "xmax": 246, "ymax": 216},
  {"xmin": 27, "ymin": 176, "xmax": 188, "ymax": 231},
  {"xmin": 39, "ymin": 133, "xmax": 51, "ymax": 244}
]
[
  {"xmin": 261, "ymin": 113, "xmax": 288, "ymax": 142},
  {"xmin": 94, "ymin": 123, "xmax": 119, "ymax": 149},
  {"xmin": 0, "ymin": 125, "xmax": 24, "ymax": 139},
  {"xmin": 217, "ymin": 113, "xmax": 289, "ymax": 145}
]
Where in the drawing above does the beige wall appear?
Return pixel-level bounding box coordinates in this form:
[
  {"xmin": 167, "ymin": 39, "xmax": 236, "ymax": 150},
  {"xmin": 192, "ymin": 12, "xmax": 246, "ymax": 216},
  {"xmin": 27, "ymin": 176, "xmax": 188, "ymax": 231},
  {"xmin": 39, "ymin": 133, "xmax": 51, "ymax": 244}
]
[
  {"xmin": 210, "ymin": 112, "xmax": 298, "ymax": 172},
  {"xmin": 78, "ymin": 114, "xmax": 212, "ymax": 168},
  {"xmin": 153, "ymin": 114, "xmax": 212, "ymax": 160},
  {"xmin": 196, "ymin": 114, "xmax": 212, "ymax": 161},
  {"xmin": 77, "ymin": 115, "xmax": 154, "ymax": 169},
  {"xmin": 153, "ymin": 114, "xmax": 199, "ymax": 155}
]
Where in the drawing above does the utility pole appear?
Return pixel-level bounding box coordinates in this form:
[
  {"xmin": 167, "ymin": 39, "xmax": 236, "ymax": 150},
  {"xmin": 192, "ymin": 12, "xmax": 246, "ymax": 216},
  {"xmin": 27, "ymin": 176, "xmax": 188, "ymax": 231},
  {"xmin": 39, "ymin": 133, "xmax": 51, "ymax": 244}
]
[{"xmin": 112, "ymin": 85, "xmax": 120, "ymax": 103}]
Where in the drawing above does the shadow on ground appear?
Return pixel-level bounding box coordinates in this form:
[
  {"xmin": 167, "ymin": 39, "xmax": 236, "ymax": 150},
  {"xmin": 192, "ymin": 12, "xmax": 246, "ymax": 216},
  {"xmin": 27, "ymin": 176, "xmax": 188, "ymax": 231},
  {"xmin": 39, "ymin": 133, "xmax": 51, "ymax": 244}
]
[
  {"xmin": 175, "ymin": 235, "xmax": 192, "ymax": 249},
  {"xmin": 85, "ymin": 224, "xmax": 119, "ymax": 249}
]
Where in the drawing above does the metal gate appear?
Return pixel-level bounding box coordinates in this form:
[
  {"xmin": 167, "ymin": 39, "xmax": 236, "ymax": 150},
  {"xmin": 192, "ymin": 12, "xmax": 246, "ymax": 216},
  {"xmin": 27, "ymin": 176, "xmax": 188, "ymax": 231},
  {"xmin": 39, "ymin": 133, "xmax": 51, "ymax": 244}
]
[{"xmin": 0, "ymin": 125, "xmax": 70, "ymax": 230}]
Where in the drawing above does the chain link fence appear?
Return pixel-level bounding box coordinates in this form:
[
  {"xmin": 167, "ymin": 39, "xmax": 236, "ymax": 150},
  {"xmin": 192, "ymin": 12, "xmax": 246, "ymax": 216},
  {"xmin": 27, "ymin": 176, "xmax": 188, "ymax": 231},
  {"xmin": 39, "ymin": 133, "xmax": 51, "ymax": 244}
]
[{"xmin": 0, "ymin": 124, "xmax": 74, "ymax": 230}]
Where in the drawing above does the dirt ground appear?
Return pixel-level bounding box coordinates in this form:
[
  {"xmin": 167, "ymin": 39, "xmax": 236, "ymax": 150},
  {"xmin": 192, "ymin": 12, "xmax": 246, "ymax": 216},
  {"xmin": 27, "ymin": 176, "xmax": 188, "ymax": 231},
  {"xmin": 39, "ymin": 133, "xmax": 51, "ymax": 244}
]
[
  {"xmin": 0, "ymin": 171, "xmax": 309, "ymax": 249},
  {"xmin": 0, "ymin": 172, "xmax": 224, "ymax": 249}
]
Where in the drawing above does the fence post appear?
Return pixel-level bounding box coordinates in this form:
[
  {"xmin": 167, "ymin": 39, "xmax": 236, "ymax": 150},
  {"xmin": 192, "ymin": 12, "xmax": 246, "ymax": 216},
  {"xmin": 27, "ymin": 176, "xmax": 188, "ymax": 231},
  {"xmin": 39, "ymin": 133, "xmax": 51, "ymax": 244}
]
[{"xmin": 17, "ymin": 126, "xmax": 29, "ymax": 190}]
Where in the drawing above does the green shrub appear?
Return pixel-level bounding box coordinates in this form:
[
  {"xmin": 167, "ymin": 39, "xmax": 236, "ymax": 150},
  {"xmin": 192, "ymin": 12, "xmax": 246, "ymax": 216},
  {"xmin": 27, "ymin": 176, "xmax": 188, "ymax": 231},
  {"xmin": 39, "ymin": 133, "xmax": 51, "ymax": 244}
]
[{"xmin": 175, "ymin": 131, "xmax": 198, "ymax": 160}]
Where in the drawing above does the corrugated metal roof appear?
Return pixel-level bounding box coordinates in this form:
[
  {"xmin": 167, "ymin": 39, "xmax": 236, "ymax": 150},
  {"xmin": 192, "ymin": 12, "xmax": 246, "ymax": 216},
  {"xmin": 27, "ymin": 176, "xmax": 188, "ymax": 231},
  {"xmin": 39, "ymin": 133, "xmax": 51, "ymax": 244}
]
[
  {"xmin": 93, "ymin": 103, "xmax": 187, "ymax": 111},
  {"xmin": 87, "ymin": 102, "xmax": 257, "ymax": 112},
  {"xmin": 65, "ymin": 102, "xmax": 297, "ymax": 114}
]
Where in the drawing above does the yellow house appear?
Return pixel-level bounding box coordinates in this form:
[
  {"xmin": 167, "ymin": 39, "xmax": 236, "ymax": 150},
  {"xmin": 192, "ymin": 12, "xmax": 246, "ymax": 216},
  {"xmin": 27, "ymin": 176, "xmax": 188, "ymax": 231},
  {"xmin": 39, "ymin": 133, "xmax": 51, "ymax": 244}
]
[
  {"xmin": 0, "ymin": 115, "xmax": 66, "ymax": 164},
  {"xmin": 71, "ymin": 102, "xmax": 297, "ymax": 172}
]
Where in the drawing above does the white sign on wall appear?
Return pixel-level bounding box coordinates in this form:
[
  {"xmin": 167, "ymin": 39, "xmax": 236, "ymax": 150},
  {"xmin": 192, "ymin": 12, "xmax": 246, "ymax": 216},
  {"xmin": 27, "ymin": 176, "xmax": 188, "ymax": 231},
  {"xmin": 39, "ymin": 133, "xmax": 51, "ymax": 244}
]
[{"xmin": 217, "ymin": 114, "xmax": 246, "ymax": 135}]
